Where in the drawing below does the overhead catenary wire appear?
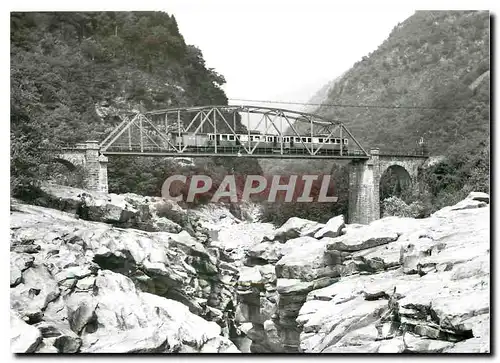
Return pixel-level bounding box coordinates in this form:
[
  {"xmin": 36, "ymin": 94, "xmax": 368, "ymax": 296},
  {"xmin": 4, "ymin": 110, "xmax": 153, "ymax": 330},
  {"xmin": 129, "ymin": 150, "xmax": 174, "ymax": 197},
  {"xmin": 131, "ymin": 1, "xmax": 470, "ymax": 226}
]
[{"xmin": 228, "ymin": 98, "xmax": 486, "ymax": 111}]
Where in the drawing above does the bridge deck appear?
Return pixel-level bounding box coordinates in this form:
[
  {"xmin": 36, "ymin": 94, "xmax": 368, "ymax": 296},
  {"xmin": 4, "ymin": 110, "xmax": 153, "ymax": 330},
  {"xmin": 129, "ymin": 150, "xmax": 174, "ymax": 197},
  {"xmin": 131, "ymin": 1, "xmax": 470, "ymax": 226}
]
[
  {"xmin": 102, "ymin": 151, "xmax": 370, "ymax": 159},
  {"xmin": 101, "ymin": 144, "xmax": 370, "ymax": 159}
]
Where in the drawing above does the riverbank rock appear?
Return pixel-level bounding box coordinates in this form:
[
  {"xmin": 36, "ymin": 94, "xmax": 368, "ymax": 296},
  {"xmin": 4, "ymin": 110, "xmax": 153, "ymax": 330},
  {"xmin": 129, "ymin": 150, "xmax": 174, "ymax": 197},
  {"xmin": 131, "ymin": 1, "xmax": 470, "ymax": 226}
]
[
  {"xmin": 314, "ymin": 215, "xmax": 345, "ymax": 239},
  {"xmin": 10, "ymin": 201, "xmax": 239, "ymax": 353},
  {"xmin": 297, "ymin": 198, "xmax": 489, "ymax": 353},
  {"xmin": 264, "ymin": 217, "xmax": 323, "ymax": 242}
]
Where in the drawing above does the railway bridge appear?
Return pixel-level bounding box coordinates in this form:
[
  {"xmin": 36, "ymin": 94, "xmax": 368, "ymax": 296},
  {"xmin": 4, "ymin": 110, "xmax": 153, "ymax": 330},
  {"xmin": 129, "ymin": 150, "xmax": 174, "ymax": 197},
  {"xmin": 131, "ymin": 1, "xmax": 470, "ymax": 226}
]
[{"xmin": 54, "ymin": 105, "xmax": 429, "ymax": 224}]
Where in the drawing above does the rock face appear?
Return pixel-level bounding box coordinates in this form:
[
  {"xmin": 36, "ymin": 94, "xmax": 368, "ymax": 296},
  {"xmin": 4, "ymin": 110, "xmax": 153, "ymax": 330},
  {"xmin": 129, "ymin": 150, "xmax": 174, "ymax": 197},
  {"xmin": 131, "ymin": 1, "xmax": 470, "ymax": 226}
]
[
  {"xmin": 35, "ymin": 183, "xmax": 217, "ymax": 240},
  {"xmin": 11, "ymin": 188, "xmax": 490, "ymax": 354},
  {"xmin": 297, "ymin": 197, "xmax": 490, "ymax": 353},
  {"xmin": 10, "ymin": 201, "xmax": 239, "ymax": 353},
  {"xmin": 235, "ymin": 195, "xmax": 489, "ymax": 353},
  {"xmin": 236, "ymin": 216, "xmax": 346, "ymax": 352}
]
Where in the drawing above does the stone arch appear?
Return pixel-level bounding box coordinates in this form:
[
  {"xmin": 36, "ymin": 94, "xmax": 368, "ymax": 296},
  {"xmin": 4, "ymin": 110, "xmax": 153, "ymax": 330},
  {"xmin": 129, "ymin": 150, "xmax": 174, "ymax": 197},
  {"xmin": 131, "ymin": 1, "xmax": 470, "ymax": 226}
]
[
  {"xmin": 378, "ymin": 157, "xmax": 421, "ymax": 182},
  {"xmin": 56, "ymin": 152, "xmax": 86, "ymax": 169},
  {"xmin": 48, "ymin": 156, "xmax": 87, "ymax": 188},
  {"xmin": 47, "ymin": 141, "xmax": 108, "ymax": 193},
  {"xmin": 51, "ymin": 157, "xmax": 78, "ymax": 171}
]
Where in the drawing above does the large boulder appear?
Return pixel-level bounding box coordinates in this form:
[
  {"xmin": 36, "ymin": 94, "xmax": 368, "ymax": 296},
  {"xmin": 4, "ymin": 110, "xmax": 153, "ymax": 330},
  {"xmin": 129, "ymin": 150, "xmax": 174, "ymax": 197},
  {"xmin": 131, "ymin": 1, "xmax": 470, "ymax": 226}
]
[
  {"xmin": 78, "ymin": 271, "xmax": 238, "ymax": 353},
  {"xmin": 10, "ymin": 252, "xmax": 34, "ymax": 287},
  {"xmin": 434, "ymin": 192, "xmax": 490, "ymax": 217},
  {"xmin": 11, "ymin": 311, "xmax": 42, "ymax": 353},
  {"xmin": 265, "ymin": 217, "xmax": 323, "ymax": 243},
  {"xmin": 314, "ymin": 215, "xmax": 345, "ymax": 239},
  {"xmin": 467, "ymin": 191, "xmax": 489, "ymax": 204},
  {"xmin": 275, "ymin": 237, "xmax": 339, "ymax": 281},
  {"xmin": 211, "ymin": 221, "xmax": 275, "ymax": 264}
]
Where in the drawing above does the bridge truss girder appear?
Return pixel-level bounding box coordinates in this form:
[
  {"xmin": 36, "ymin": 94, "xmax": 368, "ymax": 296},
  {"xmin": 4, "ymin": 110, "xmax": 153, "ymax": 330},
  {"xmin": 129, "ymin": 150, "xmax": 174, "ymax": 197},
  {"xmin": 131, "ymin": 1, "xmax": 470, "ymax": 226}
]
[{"xmin": 99, "ymin": 105, "xmax": 369, "ymax": 159}]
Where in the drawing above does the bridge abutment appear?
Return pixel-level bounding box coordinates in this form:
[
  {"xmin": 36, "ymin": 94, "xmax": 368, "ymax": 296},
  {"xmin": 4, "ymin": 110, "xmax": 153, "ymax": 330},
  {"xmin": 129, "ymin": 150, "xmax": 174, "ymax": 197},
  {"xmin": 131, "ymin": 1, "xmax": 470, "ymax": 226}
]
[{"xmin": 58, "ymin": 141, "xmax": 108, "ymax": 193}]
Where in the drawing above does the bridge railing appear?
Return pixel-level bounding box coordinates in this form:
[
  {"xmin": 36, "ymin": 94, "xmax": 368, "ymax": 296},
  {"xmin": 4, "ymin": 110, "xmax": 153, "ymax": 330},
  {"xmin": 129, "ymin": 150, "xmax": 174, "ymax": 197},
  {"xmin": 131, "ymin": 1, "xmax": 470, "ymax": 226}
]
[{"xmin": 378, "ymin": 150, "xmax": 429, "ymax": 158}]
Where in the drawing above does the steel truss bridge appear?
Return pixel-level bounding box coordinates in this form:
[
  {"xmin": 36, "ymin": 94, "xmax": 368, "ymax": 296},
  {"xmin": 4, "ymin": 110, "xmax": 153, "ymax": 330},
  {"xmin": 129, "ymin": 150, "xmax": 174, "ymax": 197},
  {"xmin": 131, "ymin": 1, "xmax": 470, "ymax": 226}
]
[{"xmin": 99, "ymin": 105, "xmax": 371, "ymax": 159}]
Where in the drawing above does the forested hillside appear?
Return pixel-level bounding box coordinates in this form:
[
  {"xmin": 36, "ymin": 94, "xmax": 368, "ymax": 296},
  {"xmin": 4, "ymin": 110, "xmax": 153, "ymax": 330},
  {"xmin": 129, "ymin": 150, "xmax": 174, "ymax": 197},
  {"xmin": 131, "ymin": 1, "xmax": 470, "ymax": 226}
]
[
  {"xmin": 11, "ymin": 12, "xmax": 260, "ymax": 197},
  {"xmin": 358, "ymin": 11, "xmax": 490, "ymax": 215},
  {"xmin": 300, "ymin": 11, "xmax": 490, "ymax": 155},
  {"xmin": 272, "ymin": 10, "xmax": 490, "ymax": 223}
]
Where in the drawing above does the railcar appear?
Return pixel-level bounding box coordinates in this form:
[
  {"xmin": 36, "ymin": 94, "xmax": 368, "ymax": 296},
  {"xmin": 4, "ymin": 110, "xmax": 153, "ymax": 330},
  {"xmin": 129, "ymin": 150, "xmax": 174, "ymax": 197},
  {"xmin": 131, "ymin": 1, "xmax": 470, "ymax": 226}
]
[{"xmin": 170, "ymin": 132, "xmax": 349, "ymax": 155}]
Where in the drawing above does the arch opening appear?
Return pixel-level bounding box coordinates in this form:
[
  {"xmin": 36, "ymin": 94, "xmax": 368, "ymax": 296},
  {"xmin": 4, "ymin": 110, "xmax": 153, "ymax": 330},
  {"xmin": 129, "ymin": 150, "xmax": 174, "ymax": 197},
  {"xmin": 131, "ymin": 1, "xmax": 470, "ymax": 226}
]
[
  {"xmin": 45, "ymin": 158, "xmax": 86, "ymax": 188},
  {"xmin": 379, "ymin": 164, "xmax": 412, "ymax": 216}
]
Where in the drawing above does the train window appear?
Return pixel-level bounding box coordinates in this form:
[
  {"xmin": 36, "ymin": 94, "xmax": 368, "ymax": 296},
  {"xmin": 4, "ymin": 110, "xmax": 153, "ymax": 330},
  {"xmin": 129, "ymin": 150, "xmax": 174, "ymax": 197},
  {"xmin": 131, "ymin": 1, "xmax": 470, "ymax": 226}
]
[
  {"xmin": 228, "ymin": 135, "xmax": 235, "ymax": 141},
  {"xmin": 208, "ymin": 134, "xmax": 214, "ymax": 140},
  {"xmin": 284, "ymin": 137, "xmax": 290, "ymax": 142},
  {"xmin": 267, "ymin": 136, "xmax": 273, "ymax": 142},
  {"xmin": 344, "ymin": 139, "xmax": 348, "ymax": 144},
  {"xmin": 253, "ymin": 136, "xmax": 261, "ymax": 141},
  {"xmin": 318, "ymin": 138, "xmax": 323, "ymax": 143},
  {"xmin": 307, "ymin": 138, "xmax": 312, "ymax": 143},
  {"xmin": 333, "ymin": 138, "xmax": 339, "ymax": 144},
  {"xmin": 301, "ymin": 137, "xmax": 307, "ymax": 142},
  {"xmin": 295, "ymin": 137, "xmax": 300, "ymax": 142}
]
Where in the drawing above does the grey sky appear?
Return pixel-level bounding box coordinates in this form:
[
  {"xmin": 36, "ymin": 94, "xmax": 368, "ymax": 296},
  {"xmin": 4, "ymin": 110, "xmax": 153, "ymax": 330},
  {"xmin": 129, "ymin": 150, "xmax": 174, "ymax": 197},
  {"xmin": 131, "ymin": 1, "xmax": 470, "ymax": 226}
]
[{"xmin": 163, "ymin": 2, "xmax": 414, "ymax": 111}]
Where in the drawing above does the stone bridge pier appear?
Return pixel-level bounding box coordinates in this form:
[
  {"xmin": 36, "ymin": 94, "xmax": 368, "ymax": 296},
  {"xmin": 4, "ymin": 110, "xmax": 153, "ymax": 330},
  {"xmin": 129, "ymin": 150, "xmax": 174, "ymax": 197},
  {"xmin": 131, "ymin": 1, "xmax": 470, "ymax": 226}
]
[
  {"xmin": 348, "ymin": 148, "xmax": 428, "ymax": 224},
  {"xmin": 57, "ymin": 141, "xmax": 108, "ymax": 193}
]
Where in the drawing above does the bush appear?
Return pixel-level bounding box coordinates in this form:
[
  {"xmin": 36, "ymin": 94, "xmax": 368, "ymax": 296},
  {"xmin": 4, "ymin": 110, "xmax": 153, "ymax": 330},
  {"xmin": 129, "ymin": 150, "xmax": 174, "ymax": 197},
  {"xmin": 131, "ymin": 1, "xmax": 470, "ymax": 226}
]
[{"xmin": 382, "ymin": 196, "xmax": 426, "ymax": 218}]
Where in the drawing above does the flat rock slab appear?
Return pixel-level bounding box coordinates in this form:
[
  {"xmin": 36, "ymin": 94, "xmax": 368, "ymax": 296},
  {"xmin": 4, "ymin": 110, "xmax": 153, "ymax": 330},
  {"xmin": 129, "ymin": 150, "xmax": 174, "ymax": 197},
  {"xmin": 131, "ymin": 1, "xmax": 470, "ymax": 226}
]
[
  {"xmin": 277, "ymin": 277, "xmax": 339, "ymax": 296},
  {"xmin": 467, "ymin": 191, "xmax": 489, "ymax": 203},
  {"xmin": 268, "ymin": 217, "xmax": 322, "ymax": 242},
  {"xmin": 325, "ymin": 232, "xmax": 399, "ymax": 252}
]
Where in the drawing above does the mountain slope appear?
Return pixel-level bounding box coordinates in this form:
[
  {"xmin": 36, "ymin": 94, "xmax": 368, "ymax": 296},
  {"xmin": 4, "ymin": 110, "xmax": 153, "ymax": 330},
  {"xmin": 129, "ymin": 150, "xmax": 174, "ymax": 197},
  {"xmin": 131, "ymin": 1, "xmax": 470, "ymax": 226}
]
[
  {"xmin": 11, "ymin": 11, "xmax": 261, "ymax": 196},
  {"xmin": 295, "ymin": 10, "xmax": 490, "ymax": 155}
]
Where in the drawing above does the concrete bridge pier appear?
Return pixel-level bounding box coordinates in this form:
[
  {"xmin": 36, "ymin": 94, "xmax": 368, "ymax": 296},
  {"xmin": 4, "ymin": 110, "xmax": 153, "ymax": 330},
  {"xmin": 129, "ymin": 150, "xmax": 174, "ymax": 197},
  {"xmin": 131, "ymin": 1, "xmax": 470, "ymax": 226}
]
[{"xmin": 348, "ymin": 148, "xmax": 380, "ymax": 225}]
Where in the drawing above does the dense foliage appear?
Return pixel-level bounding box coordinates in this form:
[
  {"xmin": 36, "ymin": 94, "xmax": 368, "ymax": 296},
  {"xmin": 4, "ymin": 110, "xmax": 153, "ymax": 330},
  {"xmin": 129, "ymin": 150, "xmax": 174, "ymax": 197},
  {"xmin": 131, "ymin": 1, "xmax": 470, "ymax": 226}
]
[{"xmin": 11, "ymin": 11, "xmax": 262, "ymax": 196}]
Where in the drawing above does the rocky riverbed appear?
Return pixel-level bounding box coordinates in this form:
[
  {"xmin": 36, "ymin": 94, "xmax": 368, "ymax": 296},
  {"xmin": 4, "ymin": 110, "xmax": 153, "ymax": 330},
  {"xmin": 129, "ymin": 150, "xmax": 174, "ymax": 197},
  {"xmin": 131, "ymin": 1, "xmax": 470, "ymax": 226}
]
[
  {"xmin": 10, "ymin": 185, "xmax": 489, "ymax": 353},
  {"xmin": 233, "ymin": 192, "xmax": 490, "ymax": 353}
]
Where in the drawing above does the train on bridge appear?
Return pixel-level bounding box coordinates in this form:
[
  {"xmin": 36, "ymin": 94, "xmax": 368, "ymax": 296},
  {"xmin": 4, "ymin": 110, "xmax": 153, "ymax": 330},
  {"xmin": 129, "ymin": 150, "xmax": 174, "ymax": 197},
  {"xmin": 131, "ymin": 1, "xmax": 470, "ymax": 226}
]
[
  {"xmin": 98, "ymin": 108, "xmax": 369, "ymax": 157},
  {"xmin": 172, "ymin": 131, "xmax": 350, "ymax": 155}
]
